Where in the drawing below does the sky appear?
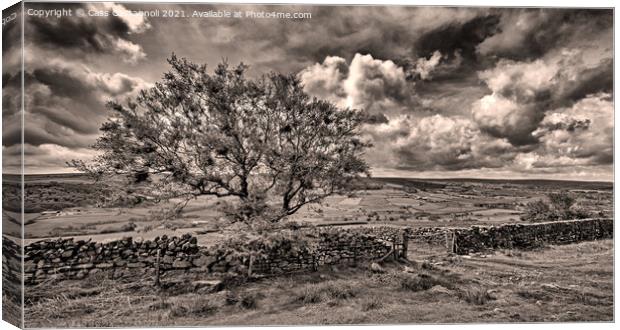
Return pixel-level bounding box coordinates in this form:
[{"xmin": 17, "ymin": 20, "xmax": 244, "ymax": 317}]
[{"xmin": 1, "ymin": 3, "xmax": 614, "ymax": 181}]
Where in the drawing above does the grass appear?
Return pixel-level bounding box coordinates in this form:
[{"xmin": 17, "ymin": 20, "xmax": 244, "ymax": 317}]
[
  {"xmin": 516, "ymin": 288, "xmax": 551, "ymax": 301},
  {"xmin": 226, "ymin": 291, "xmax": 260, "ymax": 309},
  {"xmin": 457, "ymin": 286, "xmax": 494, "ymax": 305},
  {"xmin": 293, "ymin": 280, "xmax": 359, "ymax": 304},
  {"xmin": 168, "ymin": 296, "xmax": 219, "ymax": 318},
  {"xmin": 400, "ymin": 273, "xmax": 441, "ymax": 292},
  {"xmin": 360, "ymin": 296, "xmax": 383, "ymax": 311}
]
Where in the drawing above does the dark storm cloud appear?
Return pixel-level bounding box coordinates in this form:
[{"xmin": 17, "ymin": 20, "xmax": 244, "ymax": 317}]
[
  {"xmin": 31, "ymin": 68, "xmax": 93, "ymax": 99},
  {"xmin": 414, "ymin": 14, "xmax": 500, "ymax": 64},
  {"xmin": 28, "ymin": 4, "xmax": 109, "ymax": 50},
  {"xmin": 2, "ymin": 72, "xmax": 21, "ymax": 116},
  {"xmin": 2, "ymin": 125, "xmax": 21, "ymax": 147},
  {"xmin": 478, "ymin": 9, "xmax": 613, "ymax": 61},
  {"xmin": 2, "ymin": 3, "xmax": 21, "ymax": 53},
  {"xmin": 14, "ymin": 59, "xmax": 149, "ymax": 149},
  {"xmin": 2, "ymin": 72, "xmax": 13, "ymax": 89},
  {"xmin": 2, "ymin": 10, "xmax": 23, "ymax": 164},
  {"xmin": 129, "ymin": 4, "xmax": 485, "ymax": 78},
  {"xmin": 25, "ymin": 3, "xmax": 148, "ymax": 63},
  {"xmin": 556, "ymin": 58, "xmax": 613, "ymax": 106}
]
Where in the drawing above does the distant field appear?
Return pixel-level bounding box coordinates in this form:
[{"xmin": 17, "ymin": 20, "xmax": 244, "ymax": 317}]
[
  {"xmin": 372, "ymin": 177, "xmax": 613, "ymax": 190},
  {"xmin": 3, "ymin": 174, "xmax": 613, "ymax": 242}
]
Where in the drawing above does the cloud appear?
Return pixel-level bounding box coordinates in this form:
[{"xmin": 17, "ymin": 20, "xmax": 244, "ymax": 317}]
[
  {"xmin": 297, "ymin": 56, "xmax": 349, "ymax": 106},
  {"xmin": 414, "ymin": 14, "xmax": 500, "ymax": 65},
  {"xmin": 364, "ymin": 115, "xmax": 516, "ymax": 171},
  {"xmin": 471, "ymin": 93, "xmax": 542, "ymax": 146},
  {"xmin": 410, "ymin": 51, "xmax": 443, "ymax": 80},
  {"xmin": 532, "ymin": 113, "xmax": 591, "ymax": 135},
  {"xmin": 25, "ymin": 144, "xmax": 98, "ymax": 174},
  {"xmin": 3, "ymin": 58, "xmax": 150, "ymax": 172},
  {"xmin": 6, "ymin": 4, "xmax": 612, "ymax": 179},
  {"xmin": 343, "ymin": 54, "xmax": 411, "ymax": 114},
  {"xmin": 477, "ymin": 9, "xmax": 613, "ymax": 61},
  {"xmin": 533, "ymin": 93, "xmax": 613, "ymax": 166},
  {"xmin": 98, "ymin": 3, "xmax": 151, "ymax": 34},
  {"xmin": 25, "ymin": 3, "xmax": 150, "ymax": 63},
  {"xmin": 471, "ymin": 48, "xmax": 612, "ymax": 146},
  {"xmin": 136, "ymin": 4, "xmax": 485, "ymax": 78},
  {"xmin": 114, "ymin": 38, "xmax": 147, "ymax": 64},
  {"xmin": 300, "ymin": 53, "xmax": 413, "ymax": 117}
]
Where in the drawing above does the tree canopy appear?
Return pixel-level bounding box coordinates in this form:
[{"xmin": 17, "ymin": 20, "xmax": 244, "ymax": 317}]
[{"xmin": 71, "ymin": 55, "xmax": 370, "ymax": 222}]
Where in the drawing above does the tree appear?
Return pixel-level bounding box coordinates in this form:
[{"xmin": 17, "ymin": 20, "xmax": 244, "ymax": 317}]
[
  {"xmin": 521, "ymin": 199, "xmax": 554, "ymax": 222},
  {"xmin": 547, "ymin": 192, "xmax": 575, "ymax": 216},
  {"xmin": 520, "ymin": 191, "xmax": 591, "ymax": 222},
  {"xmin": 70, "ymin": 55, "xmax": 370, "ymax": 223}
]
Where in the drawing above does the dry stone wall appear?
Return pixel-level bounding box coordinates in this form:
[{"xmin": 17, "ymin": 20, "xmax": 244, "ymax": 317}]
[
  {"xmin": 14, "ymin": 219, "xmax": 610, "ymax": 283},
  {"xmin": 2, "ymin": 237, "xmax": 22, "ymax": 315},
  {"xmin": 249, "ymin": 229, "xmax": 395, "ymax": 275},
  {"xmin": 451, "ymin": 218, "xmax": 613, "ymax": 254},
  {"xmin": 18, "ymin": 226, "xmax": 405, "ymax": 284},
  {"xmin": 23, "ymin": 234, "xmax": 199, "ymax": 284},
  {"xmin": 2, "ymin": 237, "xmax": 21, "ymax": 286},
  {"xmin": 407, "ymin": 227, "xmax": 450, "ymax": 245}
]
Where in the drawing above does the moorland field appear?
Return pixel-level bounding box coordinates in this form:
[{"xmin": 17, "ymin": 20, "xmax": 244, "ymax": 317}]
[{"xmin": 2, "ymin": 174, "xmax": 614, "ymax": 326}]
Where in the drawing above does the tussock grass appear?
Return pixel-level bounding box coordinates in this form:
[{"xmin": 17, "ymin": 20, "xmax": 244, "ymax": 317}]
[
  {"xmin": 400, "ymin": 273, "xmax": 441, "ymax": 292},
  {"xmin": 168, "ymin": 296, "xmax": 218, "ymax": 318},
  {"xmin": 360, "ymin": 296, "xmax": 383, "ymax": 311},
  {"xmin": 226, "ymin": 291, "xmax": 260, "ymax": 309},
  {"xmin": 569, "ymin": 291, "xmax": 611, "ymax": 307},
  {"xmin": 457, "ymin": 286, "xmax": 494, "ymax": 305},
  {"xmin": 294, "ymin": 280, "xmax": 358, "ymax": 304},
  {"xmin": 516, "ymin": 288, "xmax": 551, "ymax": 301}
]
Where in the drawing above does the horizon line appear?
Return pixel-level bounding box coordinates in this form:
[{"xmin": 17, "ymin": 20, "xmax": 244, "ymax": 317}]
[{"xmin": 4, "ymin": 171, "xmax": 614, "ymax": 184}]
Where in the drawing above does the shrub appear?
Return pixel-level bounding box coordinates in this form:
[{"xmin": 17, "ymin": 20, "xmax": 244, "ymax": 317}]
[
  {"xmin": 400, "ymin": 273, "xmax": 439, "ymax": 292},
  {"xmin": 225, "ymin": 291, "xmax": 259, "ymax": 309},
  {"xmin": 169, "ymin": 297, "xmax": 218, "ymax": 317},
  {"xmin": 516, "ymin": 289, "xmax": 550, "ymax": 301},
  {"xmin": 521, "ymin": 200, "xmax": 554, "ymax": 222},
  {"xmin": 294, "ymin": 281, "xmax": 358, "ymax": 304},
  {"xmin": 120, "ymin": 222, "xmax": 137, "ymax": 232},
  {"xmin": 548, "ymin": 193, "xmax": 575, "ymax": 213},
  {"xmin": 360, "ymin": 296, "xmax": 383, "ymax": 311},
  {"xmin": 521, "ymin": 191, "xmax": 592, "ymax": 222},
  {"xmin": 458, "ymin": 286, "xmax": 494, "ymax": 305},
  {"xmin": 238, "ymin": 292, "xmax": 259, "ymax": 309}
]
